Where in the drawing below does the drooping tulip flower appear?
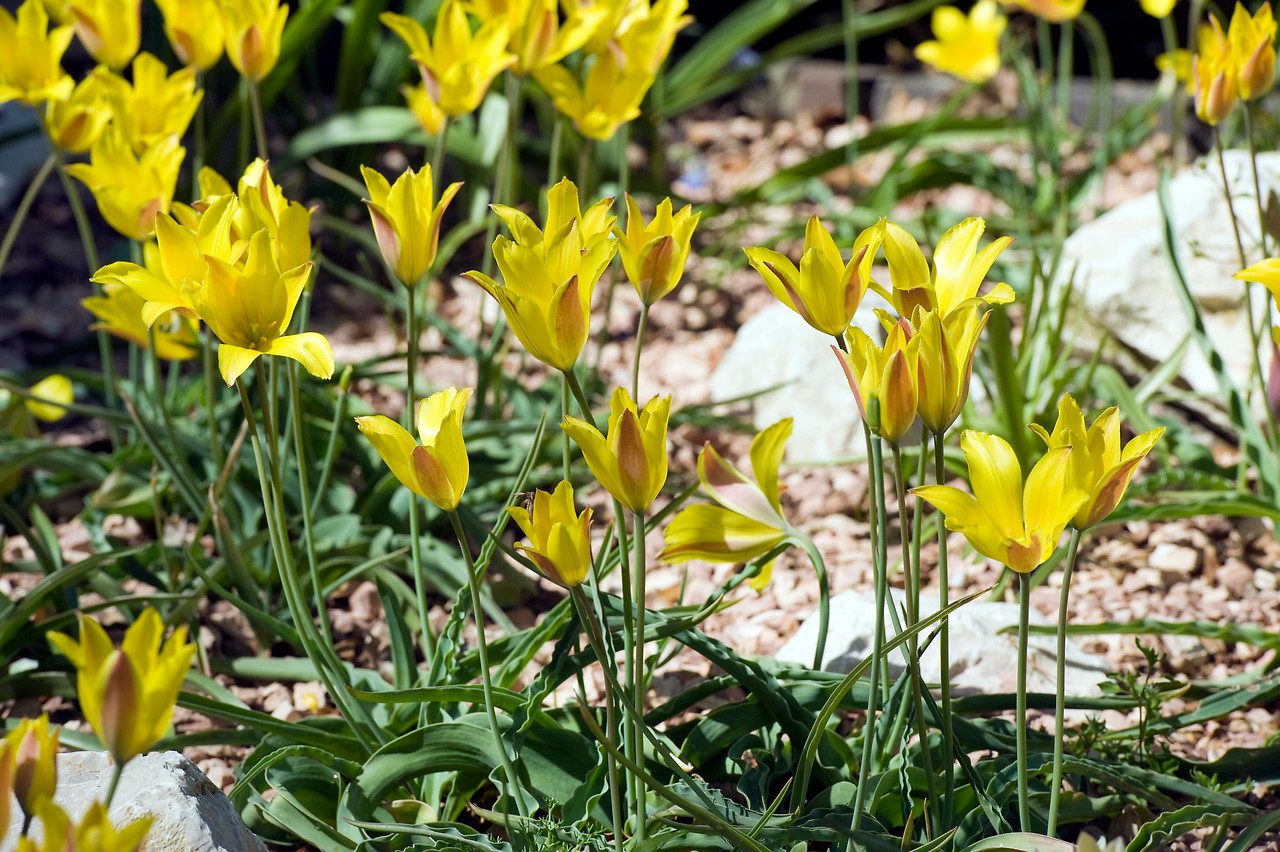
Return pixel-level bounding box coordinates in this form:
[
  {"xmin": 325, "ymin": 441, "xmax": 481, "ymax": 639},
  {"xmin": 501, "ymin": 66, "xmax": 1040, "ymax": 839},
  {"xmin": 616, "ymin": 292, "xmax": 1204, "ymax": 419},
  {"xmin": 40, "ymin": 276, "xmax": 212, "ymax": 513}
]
[
  {"xmin": 835, "ymin": 318, "xmax": 920, "ymax": 443},
  {"xmin": 1002, "ymin": 0, "xmax": 1084, "ymax": 21},
  {"xmin": 745, "ymin": 216, "xmax": 881, "ymax": 337},
  {"xmin": 535, "ymin": 50, "xmax": 653, "ymax": 141},
  {"xmin": 43, "ymin": 73, "xmax": 112, "ymax": 153},
  {"xmin": 47, "ymin": 609, "xmax": 196, "ymax": 764},
  {"xmin": 96, "ymin": 53, "xmax": 202, "ymax": 154},
  {"xmin": 356, "ymin": 387, "xmax": 473, "ymax": 512},
  {"xmin": 82, "ymin": 281, "xmax": 200, "ymax": 360},
  {"xmin": 879, "ymin": 217, "xmax": 1014, "ymax": 319},
  {"xmin": 507, "ymin": 481, "xmax": 594, "ymax": 587},
  {"xmin": 913, "ymin": 431, "xmax": 1086, "ymax": 573},
  {"xmin": 221, "ymin": 0, "xmax": 289, "ymax": 82},
  {"xmin": 360, "ymin": 164, "xmax": 462, "ymax": 287},
  {"xmin": 66, "ymin": 128, "xmax": 185, "ymax": 241},
  {"xmin": 562, "ymin": 386, "xmax": 670, "ymax": 513},
  {"xmin": 0, "ymin": 0, "xmax": 74, "ymax": 107},
  {"xmin": 1029, "ymin": 394, "xmax": 1165, "ymax": 530},
  {"xmin": 615, "ymin": 194, "xmax": 700, "ymax": 305},
  {"xmin": 915, "ymin": 0, "xmax": 1006, "ymax": 84},
  {"xmin": 66, "ymin": 0, "xmax": 139, "ymax": 70},
  {"xmin": 155, "ymin": 0, "xmax": 224, "ymax": 70}
]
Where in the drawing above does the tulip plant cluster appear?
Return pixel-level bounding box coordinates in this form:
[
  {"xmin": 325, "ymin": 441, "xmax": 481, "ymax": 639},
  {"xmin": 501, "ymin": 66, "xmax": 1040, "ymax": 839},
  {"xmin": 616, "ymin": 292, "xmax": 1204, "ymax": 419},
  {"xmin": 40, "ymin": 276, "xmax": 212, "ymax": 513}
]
[{"xmin": 2, "ymin": 0, "xmax": 1278, "ymax": 850}]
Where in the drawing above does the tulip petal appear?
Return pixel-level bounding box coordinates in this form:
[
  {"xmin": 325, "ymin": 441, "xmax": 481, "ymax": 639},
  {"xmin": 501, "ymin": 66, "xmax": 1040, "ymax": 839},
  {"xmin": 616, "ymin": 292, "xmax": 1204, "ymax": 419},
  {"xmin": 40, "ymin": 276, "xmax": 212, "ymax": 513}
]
[
  {"xmin": 355, "ymin": 415, "xmax": 424, "ymax": 501},
  {"xmin": 960, "ymin": 430, "xmax": 1023, "ymax": 538},
  {"xmin": 659, "ymin": 504, "xmax": 786, "ymax": 563}
]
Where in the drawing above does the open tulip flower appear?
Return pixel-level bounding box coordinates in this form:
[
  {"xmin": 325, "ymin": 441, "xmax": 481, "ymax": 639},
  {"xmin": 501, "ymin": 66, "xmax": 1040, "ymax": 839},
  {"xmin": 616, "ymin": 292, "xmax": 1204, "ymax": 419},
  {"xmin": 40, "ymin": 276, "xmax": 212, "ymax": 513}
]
[
  {"xmin": 6, "ymin": 715, "xmax": 58, "ymax": 823},
  {"xmin": 879, "ymin": 217, "xmax": 1014, "ymax": 319},
  {"xmin": 1030, "ymin": 394, "xmax": 1165, "ymax": 530},
  {"xmin": 360, "ymin": 164, "xmax": 462, "ymax": 287},
  {"xmin": 66, "ymin": 128, "xmax": 184, "ymax": 241},
  {"xmin": 356, "ymin": 387, "xmax": 473, "ymax": 512},
  {"xmin": 836, "ymin": 318, "xmax": 920, "ymax": 443},
  {"xmin": 536, "ymin": 49, "xmax": 654, "ymax": 141},
  {"xmin": 562, "ymin": 387, "xmax": 670, "ymax": 514},
  {"xmin": 660, "ymin": 418, "xmax": 792, "ymax": 585},
  {"xmin": 508, "ymin": 481, "xmax": 594, "ymax": 587},
  {"xmin": 225, "ymin": 159, "xmax": 314, "ymax": 273},
  {"xmin": 97, "ymin": 52, "xmax": 202, "ymax": 154},
  {"xmin": 47, "ymin": 609, "xmax": 196, "ymax": 765},
  {"xmin": 609, "ymin": 0, "xmax": 694, "ymax": 75},
  {"xmin": 1235, "ymin": 257, "xmax": 1280, "ymax": 309},
  {"xmin": 381, "ymin": 2, "xmax": 516, "ymax": 118},
  {"xmin": 745, "ymin": 216, "xmax": 881, "ymax": 337},
  {"xmin": 0, "ymin": 0, "xmax": 74, "ymax": 107},
  {"xmin": 914, "ymin": 431, "xmax": 1086, "ymax": 574},
  {"xmin": 912, "ymin": 304, "xmax": 990, "ymax": 434},
  {"xmin": 505, "ymin": 0, "xmax": 606, "ymax": 75},
  {"xmin": 155, "ymin": 0, "xmax": 223, "ymax": 69},
  {"xmin": 1002, "ymin": 0, "xmax": 1084, "ymax": 21},
  {"xmin": 615, "ymin": 194, "xmax": 700, "ymax": 305},
  {"xmin": 221, "ymin": 0, "xmax": 289, "ymax": 82},
  {"xmin": 82, "ymin": 281, "xmax": 200, "ymax": 360},
  {"xmin": 915, "ymin": 0, "xmax": 1006, "ymax": 84},
  {"xmin": 66, "ymin": 0, "xmax": 138, "ymax": 70},
  {"xmin": 1228, "ymin": 1, "xmax": 1276, "ymax": 101}
]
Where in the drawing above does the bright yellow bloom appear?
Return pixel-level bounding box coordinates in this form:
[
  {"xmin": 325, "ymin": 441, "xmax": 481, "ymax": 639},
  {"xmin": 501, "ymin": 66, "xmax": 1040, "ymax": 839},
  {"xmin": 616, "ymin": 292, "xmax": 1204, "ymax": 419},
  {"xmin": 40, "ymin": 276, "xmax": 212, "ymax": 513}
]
[
  {"xmin": 381, "ymin": 2, "xmax": 516, "ymax": 117},
  {"xmin": 402, "ymin": 81, "xmax": 446, "ymax": 135},
  {"xmin": 507, "ymin": 0, "xmax": 606, "ymax": 75},
  {"xmin": 1141, "ymin": 0, "xmax": 1179, "ymax": 17},
  {"xmin": 18, "ymin": 801, "xmax": 151, "ymax": 852},
  {"xmin": 0, "ymin": 0, "xmax": 74, "ymax": 107},
  {"xmin": 24, "ymin": 374, "xmax": 73, "ymax": 423},
  {"xmin": 47, "ymin": 609, "xmax": 196, "ymax": 764},
  {"xmin": 1195, "ymin": 14, "xmax": 1238, "ymax": 124},
  {"xmin": 67, "ymin": 0, "xmax": 139, "ymax": 70},
  {"xmin": 356, "ymin": 387, "xmax": 473, "ymax": 512},
  {"xmin": 83, "ymin": 281, "xmax": 200, "ymax": 360},
  {"xmin": 562, "ymin": 386, "xmax": 670, "ymax": 513},
  {"xmin": 360, "ymin": 164, "xmax": 462, "ymax": 287},
  {"xmin": 1157, "ymin": 48, "xmax": 1194, "ymax": 93},
  {"xmin": 0, "ymin": 376, "xmax": 71, "ymax": 452},
  {"xmin": 914, "ymin": 431, "xmax": 1085, "ymax": 573},
  {"xmin": 66, "ymin": 128, "xmax": 184, "ymax": 241},
  {"xmin": 836, "ymin": 318, "xmax": 919, "ymax": 443},
  {"xmin": 1235, "ymin": 257, "xmax": 1280, "ymax": 307},
  {"xmin": 878, "ymin": 217, "xmax": 1014, "ymax": 319},
  {"xmin": 193, "ymin": 229, "xmax": 329, "ymax": 385},
  {"xmin": 226, "ymin": 159, "xmax": 314, "ymax": 273},
  {"xmin": 1228, "ymin": 1, "xmax": 1277, "ymax": 100},
  {"xmin": 97, "ymin": 53, "xmax": 202, "ymax": 154},
  {"xmin": 6, "ymin": 716, "xmax": 58, "ymax": 822},
  {"xmin": 1002, "ymin": 0, "xmax": 1084, "ymax": 21},
  {"xmin": 609, "ymin": 0, "xmax": 692, "ymax": 75},
  {"xmin": 913, "ymin": 305, "xmax": 990, "ymax": 434},
  {"xmin": 916, "ymin": 1, "xmax": 1005, "ymax": 84},
  {"xmin": 44, "ymin": 73, "xmax": 111, "ymax": 153},
  {"xmin": 155, "ymin": 0, "xmax": 224, "ymax": 69},
  {"xmin": 464, "ymin": 180, "xmax": 617, "ymax": 370},
  {"xmin": 615, "ymin": 194, "xmax": 699, "ymax": 305},
  {"xmin": 660, "ymin": 418, "xmax": 791, "ymax": 580},
  {"xmin": 745, "ymin": 215, "xmax": 881, "ymax": 337},
  {"xmin": 221, "ymin": 0, "xmax": 289, "ymax": 82},
  {"xmin": 1029, "ymin": 394, "xmax": 1165, "ymax": 530},
  {"xmin": 507, "ymin": 480, "xmax": 594, "ymax": 587},
  {"xmin": 535, "ymin": 50, "xmax": 652, "ymax": 140}
]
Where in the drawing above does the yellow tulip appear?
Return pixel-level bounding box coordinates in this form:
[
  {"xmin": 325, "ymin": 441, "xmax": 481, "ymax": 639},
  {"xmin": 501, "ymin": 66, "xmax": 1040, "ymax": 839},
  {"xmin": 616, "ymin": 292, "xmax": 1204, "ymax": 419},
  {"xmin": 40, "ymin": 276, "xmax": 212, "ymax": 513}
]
[
  {"xmin": 0, "ymin": 0, "xmax": 74, "ymax": 107},
  {"xmin": 192, "ymin": 229, "xmax": 329, "ymax": 385},
  {"xmin": 912, "ymin": 305, "xmax": 990, "ymax": 434},
  {"xmin": 97, "ymin": 53, "xmax": 202, "ymax": 154},
  {"xmin": 1029, "ymin": 394, "xmax": 1165, "ymax": 530},
  {"xmin": 47, "ymin": 609, "xmax": 195, "ymax": 764},
  {"xmin": 1156, "ymin": 48, "xmax": 1195, "ymax": 94},
  {"xmin": 507, "ymin": 480, "xmax": 594, "ymax": 587},
  {"xmin": 402, "ymin": 80, "xmax": 446, "ymax": 135},
  {"xmin": 535, "ymin": 50, "xmax": 653, "ymax": 140},
  {"xmin": 745, "ymin": 215, "xmax": 881, "ymax": 337},
  {"xmin": 507, "ymin": 0, "xmax": 606, "ymax": 75},
  {"xmin": 83, "ymin": 281, "xmax": 200, "ymax": 360},
  {"xmin": 25, "ymin": 374, "xmax": 73, "ymax": 423},
  {"xmin": 221, "ymin": 0, "xmax": 289, "ymax": 82},
  {"xmin": 879, "ymin": 217, "xmax": 1014, "ymax": 319},
  {"xmin": 615, "ymin": 194, "xmax": 699, "ymax": 305},
  {"xmin": 1141, "ymin": 0, "xmax": 1179, "ymax": 17},
  {"xmin": 356, "ymin": 387, "xmax": 473, "ymax": 512},
  {"xmin": 44, "ymin": 73, "xmax": 112, "ymax": 153},
  {"xmin": 915, "ymin": 1, "xmax": 1006, "ymax": 84},
  {"xmin": 381, "ymin": 2, "xmax": 516, "ymax": 117},
  {"xmin": 18, "ymin": 801, "xmax": 151, "ymax": 852},
  {"xmin": 659, "ymin": 418, "xmax": 792, "ymax": 579},
  {"xmin": 1227, "ymin": 1, "xmax": 1277, "ymax": 101},
  {"xmin": 6, "ymin": 716, "xmax": 58, "ymax": 823},
  {"xmin": 1235, "ymin": 257, "xmax": 1280, "ymax": 307},
  {"xmin": 155, "ymin": 0, "xmax": 224, "ymax": 70},
  {"xmin": 66, "ymin": 128, "xmax": 184, "ymax": 241},
  {"xmin": 610, "ymin": 0, "xmax": 692, "ymax": 75},
  {"xmin": 464, "ymin": 180, "xmax": 616, "ymax": 370},
  {"xmin": 360, "ymin": 164, "xmax": 462, "ymax": 287},
  {"xmin": 1195, "ymin": 14, "xmax": 1238, "ymax": 124},
  {"xmin": 562, "ymin": 386, "xmax": 670, "ymax": 513},
  {"xmin": 836, "ymin": 318, "xmax": 919, "ymax": 443},
  {"xmin": 914, "ymin": 431, "xmax": 1085, "ymax": 573},
  {"xmin": 1002, "ymin": 0, "xmax": 1084, "ymax": 21},
  {"xmin": 67, "ymin": 0, "xmax": 139, "ymax": 70}
]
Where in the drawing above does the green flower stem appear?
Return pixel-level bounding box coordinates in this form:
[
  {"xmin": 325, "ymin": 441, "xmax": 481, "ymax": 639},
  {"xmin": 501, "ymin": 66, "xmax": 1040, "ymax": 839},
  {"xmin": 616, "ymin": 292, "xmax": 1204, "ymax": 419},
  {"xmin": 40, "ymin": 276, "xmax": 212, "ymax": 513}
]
[
  {"xmin": 0, "ymin": 153, "xmax": 54, "ymax": 280},
  {"xmin": 791, "ymin": 530, "xmax": 829, "ymax": 670},
  {"xmin": 632, "ymin": 301, "xmax": 649, "ymax": 401},
  {"xmin": 561, "ymin": 375, "xmax": 572, "ymax": 482},
  {"xmin": 202, "ymin": 332, "xmax": 224, "ymax": 471},
  {"xmin": 287, "ymin": 361, "xmax": 332, "ymax": 645},
  {"xmin": 309, "ymin": 366, "xmax": 352, "ymax": 518},
  {"xmin": 631, "ymin": 509, "xmax": 649, "ymax": 843},
  {"xmin": 547, "ymin": 115, "xmax": 564, "ymax": 190},
  {"xmin": 431, "ymin": 114, "xmax": 452, "ymax": 181},
  {"xmin": 562, "ymin": 366, "xmax": 596, "ymax": 426},
  {"xmin": 404, "ymin": 283, "xmax": 436, "ymax": 660},
  {"xmin": 1055, "ymin": 20, "xmax": 1073, "ymax": 135},
  {"xmin": 1159, "ymin": 14, "xmax": 1186, "ymax": 169},
  {"xmin": 1214, "ymin": 126, "xmax": 1249, "ymax": 270},
  {"xmin": 934, "ymin": 430, "xmax": 955, "ymax": 826},
  {"xmin": 447, "ymin": 508, "xmax": 533, "ymax": 821},
  {"xmin": 1047, "ymin": 527, "xmax": 1083, "ymax": 837},
  {"xmin": 248, "ymin": 80, "xmax": 269, "ymax": 160},
  {"xmin": 1245, "ymin": 97, "xmax": 1269, "ymax": 259},
  {"xmin": 577, "ymin": 137, "xmax": 595, "ymax": 199},
  {"xmin": 104, "ymin": 761, "xmax": 124, "ymax": 808},
  {"xmin": 1016, "ymin": 570, "xmax": 1032, "ymax": 831},
  {"xmin": 611, "ymin": 498, "xmax": 640, "ymax": 837},
  {"xmin": 852, "ymin": 427, "xmax": 889, "ymax": 833}
]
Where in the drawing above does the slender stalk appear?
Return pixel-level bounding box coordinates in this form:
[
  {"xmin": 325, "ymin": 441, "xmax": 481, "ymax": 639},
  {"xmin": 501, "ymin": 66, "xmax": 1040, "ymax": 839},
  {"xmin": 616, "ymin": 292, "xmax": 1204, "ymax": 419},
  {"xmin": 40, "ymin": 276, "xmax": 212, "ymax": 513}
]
[
  {"xmin": 1056, "ymin": 20, "xmax": 1074, "ymax": 135},
  {"xmin": 631, "ymin": 510, "xmax": 649, "ymax": 841},
  {"xmin": 547, "ymin": 116, "xmax": 564, "ymax": 190},
  {"xmin": 0, "ymin": 154, "xmax": 54, "ymax": 280},
  {"xmin": 562, "ymin": 367, "xmax": 596, "ymax": 425},
  {"xmin": 405, "ymin": 284, "xmax": 436, "ymax": 659},
  {"xmin": 430, "ymin": 114, "xmax": 452, "ymax": 180},
  {"xmin": 192, "ymin": 70, "xmax": 206, "ymax": 196},
  {"xmin": 934, "ymin": 430, "xmax": 954, "ymax": 826},
  {"xmin": 793, "ymin": 531, "xmax": 830, "ymax": 670},
  {"xmin": 309, "ymin": 366, "xmax": 352, "ymax": 518},
  {"xmin": 1214, "ymin": 127, "xmax": 1249, "ymax": 269},
  {"xmin": 1016, "ymin": 570, "xmax": 1032, "ymax": 830},
  {"xmin": 447, "ymin": 509, "xmax": 531, "ymax": 821},
  {"xmin": 248, "ymin": 80, "xmax": 269, "ymax": 160},
  {"xmin": 617, "ymin": 123, "xmax": 631, "ymax": 212},
  {"xmin": 1047, "ymin": 527, "xmax": 1083, "ymax": 837},
  {"xmin": 202, "ymin": 332, "xmax": 224, "ymax": 470},
  {"xmin": 852, "ymin": 429, "xmax": 889, "ymax": 832},
  {"xmin": 577, "ymin": 138, "xmax": 595, "ymax": 198},
  {"xmin": 1245, "ymin": 101, "xmax": 1270, "ymax": 259},
  {"xmin": 612, "ymin": 499, "xmax": 640, "ymax": 837},
  {"xmin": 104, "ymin": 762, "xmax": 125, "ymax": 808},
  {"xmin": 561, "ymin": 374, "xmax": 572, "ymax": 482},
  {"xmin": 632, "ymin": 302, "xmax": 650, "ymax": 400},
  {"xmin": 287, "ymin": 362, "xmax": 332, "ymax": 644}
]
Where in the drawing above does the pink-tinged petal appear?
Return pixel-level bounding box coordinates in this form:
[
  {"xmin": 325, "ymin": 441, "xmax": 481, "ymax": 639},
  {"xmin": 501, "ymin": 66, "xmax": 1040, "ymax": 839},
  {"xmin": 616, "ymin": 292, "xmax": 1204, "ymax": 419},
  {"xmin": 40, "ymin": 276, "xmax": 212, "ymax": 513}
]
[
  {"xmin": 412, "ymin": 445, "xmax": 460, "ymax": 510},
  {"xmin": 363, "ymin": 199, "xmax": 403, "ymax": 279},
  {"xmin": 614, "ymin": 407, "xmax": 651, "ymax": 512},
  {"xmin": 832, "ymin": 344, "xmax": 867, "ymax": 420},
  {"xmin": 698, "ymin": 443, "xmax": 780, "ymax": 527},
  {"xmin": 1076, "ymin": 455, "xmax": 1144, "ymax": 530}
]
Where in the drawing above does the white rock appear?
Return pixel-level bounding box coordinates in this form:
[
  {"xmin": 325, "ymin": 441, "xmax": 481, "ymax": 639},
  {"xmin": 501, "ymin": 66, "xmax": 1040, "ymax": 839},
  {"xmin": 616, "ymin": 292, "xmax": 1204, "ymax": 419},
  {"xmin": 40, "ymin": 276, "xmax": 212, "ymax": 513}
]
[
  {"xmin": 1147, "ymin": 542, "xmax": 1200, "ymax": 581},
  {"xmin": 776, "ymin": 588, "xmax": 1111, "ymax": 700},
  {"xmin": 1, "ymin": 751, "xmax": 266, "ymax": 852},
  {"xmin": 1061, "ymin": 150, "xmax": 1276, "ymax": 399}
]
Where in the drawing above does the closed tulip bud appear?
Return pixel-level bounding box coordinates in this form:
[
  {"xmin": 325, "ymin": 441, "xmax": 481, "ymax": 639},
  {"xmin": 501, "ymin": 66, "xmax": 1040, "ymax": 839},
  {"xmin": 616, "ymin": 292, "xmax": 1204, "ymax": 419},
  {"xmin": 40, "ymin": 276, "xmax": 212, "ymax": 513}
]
[
  {"xmin": 836, "ymin": 319, "xmax": 920, "ymax": 444},
  {"xmin": 1195, "ymin": 15, "xmax": 1238, "ymax": 124},
  {"xmin": 535, "ymin": 50, "xmax": 654, "ymax": 141},
  {"xmin": 0, "ymin": 0, "xmax": 75, "ymax": 108},
  {"xmin": 360, "ymin": 164, "xmax": 462, "ymax": 288},
  {"xmin": 44, "ymin": 73, "xmax": 111, "ymax": 153},
  {"xmin": 67, "ymin": 0, "xmax": 139, "ymax": 70},
  {"xmin": 562, "ymin": 387, "xmax": 670, "ymax": 514},
  {"xmin": 615, "ymin": 194, "xmax": 700, "ymax": 305},
  {"xmin": 7, "ymin": 716, "xmax": 58, "ymax": 822},
  {"xmin": 222, "ymin": 0, "xmax": 289, "ymax": 82},
  {"xmin": 913, "ymin": 305, "xmax": 990, "ymax": 434},
  {"xmin": 507, "ymin": 481, "xmax": 594, "ymax": 587},
  {"xmin": 357, "ymin": 387, "xmax": 473, "ymax": 512},
  {"xmin": 1229, "ymin": 1, "xmax": 1277, "ymax": 101},
  {"xmin": 155, "ymin": 0, "xmax": 223, "ymax": 70}
]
